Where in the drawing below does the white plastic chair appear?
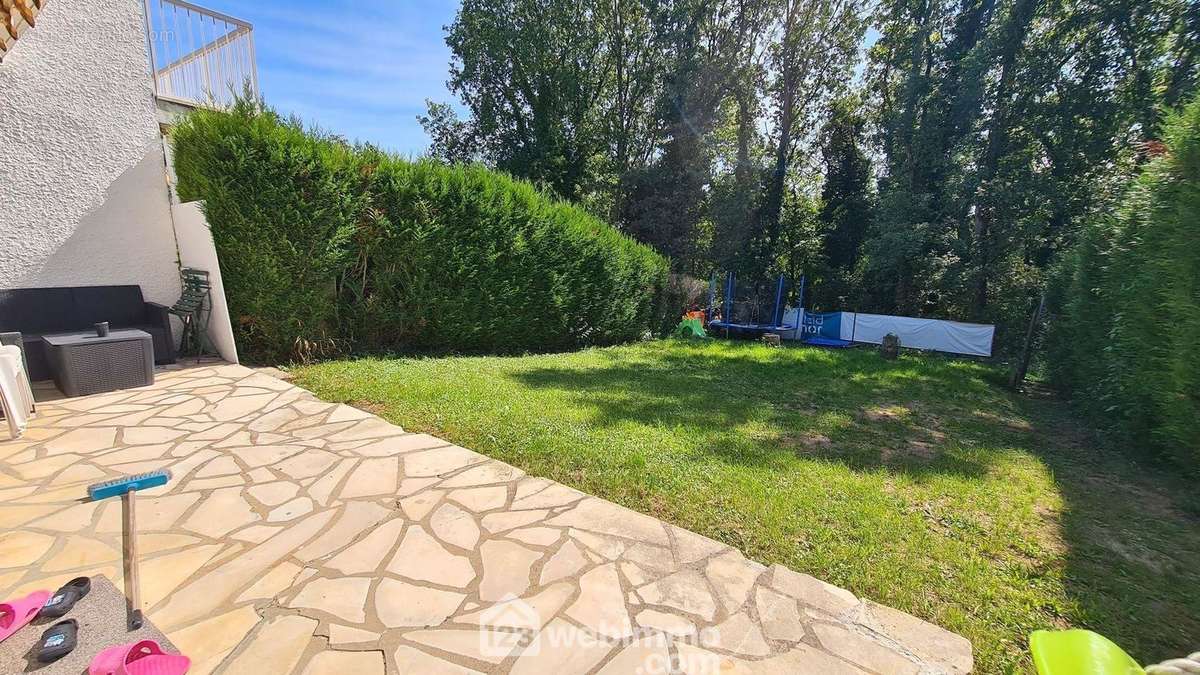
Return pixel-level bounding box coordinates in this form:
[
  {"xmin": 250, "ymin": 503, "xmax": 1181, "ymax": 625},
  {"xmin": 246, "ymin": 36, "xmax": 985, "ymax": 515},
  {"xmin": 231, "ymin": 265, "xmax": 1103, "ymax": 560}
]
[{"xmin": 0, "ymin": 345, "xmax": 35, "ymax": 439}]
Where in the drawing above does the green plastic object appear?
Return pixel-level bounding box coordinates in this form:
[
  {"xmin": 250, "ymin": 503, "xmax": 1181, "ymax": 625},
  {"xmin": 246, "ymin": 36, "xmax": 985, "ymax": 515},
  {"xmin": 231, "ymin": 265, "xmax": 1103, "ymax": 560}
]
[
  {"xmin": 1030, "ymin": 630, "xmax": 1145, "ymax": 675},
  {"xmin": 673, "ymin": 318, "xmax": 708, "ymax": 339}
]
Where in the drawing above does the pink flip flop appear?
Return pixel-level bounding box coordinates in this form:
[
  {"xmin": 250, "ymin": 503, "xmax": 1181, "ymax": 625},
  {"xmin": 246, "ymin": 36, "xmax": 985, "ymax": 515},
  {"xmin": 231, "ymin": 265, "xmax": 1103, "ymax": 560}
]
[
  {"xmin": 89, "ymin": 640, "xmax": 190, "ymax": 675},
  {"xmin": 0, "ymin": 590, "xmax": 51, "ymax": 643}
]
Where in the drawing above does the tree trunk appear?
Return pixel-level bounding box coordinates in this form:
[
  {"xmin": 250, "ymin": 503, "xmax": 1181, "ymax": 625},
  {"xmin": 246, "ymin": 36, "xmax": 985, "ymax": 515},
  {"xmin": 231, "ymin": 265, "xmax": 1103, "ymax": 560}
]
[
  {"xmin": 970, "ymin": 0, "xmax": 1038, "ymax": 317},
  {"xmin": 735, "ymin": 90, "xmax": 754, "ymax": 184},
  {"xmin": 758, "ymin": 91, "xmax": 793, "ymax": 279},
  {"xmin": 1009, "ymin": 292, "xmax": 1046, "ymax": 389}
]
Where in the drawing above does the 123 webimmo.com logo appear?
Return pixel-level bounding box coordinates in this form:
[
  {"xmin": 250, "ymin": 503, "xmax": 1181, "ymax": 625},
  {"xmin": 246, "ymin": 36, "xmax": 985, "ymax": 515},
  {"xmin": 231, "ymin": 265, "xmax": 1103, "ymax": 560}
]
[{"xmin": 478, "ymin": 595, "xmax": 729, "ymax": 674}]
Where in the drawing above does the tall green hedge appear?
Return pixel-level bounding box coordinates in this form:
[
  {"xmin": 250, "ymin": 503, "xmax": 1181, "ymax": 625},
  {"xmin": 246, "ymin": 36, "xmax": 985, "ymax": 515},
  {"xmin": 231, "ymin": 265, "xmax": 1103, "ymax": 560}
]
[
  {"xmin": 172, "ymin": 101, "xmax": 669, "ymax": 363},
  {"xmin": 1046, "ymin": 95, "xmax": 1200, "ymax": 469}
]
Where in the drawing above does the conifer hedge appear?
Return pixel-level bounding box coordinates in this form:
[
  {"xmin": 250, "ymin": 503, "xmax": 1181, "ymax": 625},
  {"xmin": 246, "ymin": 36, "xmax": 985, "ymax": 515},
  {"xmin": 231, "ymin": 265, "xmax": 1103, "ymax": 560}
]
[
  {"xmin": 1046, "ymin": 96, "xmax": 1200, "ymax": 469},
  {"xmin": 172, "ymin": 102, "xmax": 669, "ymax": 363}
]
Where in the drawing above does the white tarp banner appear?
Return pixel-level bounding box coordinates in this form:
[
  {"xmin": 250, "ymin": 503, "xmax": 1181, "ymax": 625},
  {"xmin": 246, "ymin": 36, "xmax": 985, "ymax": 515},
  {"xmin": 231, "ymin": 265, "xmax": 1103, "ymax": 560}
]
[
  {"xmin": 781, "ymin": 309, "xmax": 994, "ymax": 357},
  {"xmin": 838, "ymin": 312, "xmax": 994, "ymax": 357}
]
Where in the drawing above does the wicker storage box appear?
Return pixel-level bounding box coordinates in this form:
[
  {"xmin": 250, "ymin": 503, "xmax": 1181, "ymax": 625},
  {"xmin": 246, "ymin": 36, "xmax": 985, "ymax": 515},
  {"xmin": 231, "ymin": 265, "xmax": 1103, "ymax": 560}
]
[{"xmin": 42, "ymin": 329, "xmax": 155, "ymax": 397}]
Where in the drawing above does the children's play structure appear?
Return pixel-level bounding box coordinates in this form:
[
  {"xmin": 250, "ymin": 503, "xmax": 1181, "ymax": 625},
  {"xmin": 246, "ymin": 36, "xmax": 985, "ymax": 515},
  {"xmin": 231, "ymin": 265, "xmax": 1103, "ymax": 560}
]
[
  {"xmin": 706, "ymin": 272, "xmax": 802, "ymax": 336},
  {"xmin": 674, "ymin": 316, "xmax": 708, "ymax": 339}
]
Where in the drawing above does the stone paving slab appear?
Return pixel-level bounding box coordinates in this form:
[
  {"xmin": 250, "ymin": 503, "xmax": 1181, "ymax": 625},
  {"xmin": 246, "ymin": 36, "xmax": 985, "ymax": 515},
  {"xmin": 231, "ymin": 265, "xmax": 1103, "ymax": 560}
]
[{"xmin": 0, "ymin": 363, "xmax": 973, "ymax": 674}]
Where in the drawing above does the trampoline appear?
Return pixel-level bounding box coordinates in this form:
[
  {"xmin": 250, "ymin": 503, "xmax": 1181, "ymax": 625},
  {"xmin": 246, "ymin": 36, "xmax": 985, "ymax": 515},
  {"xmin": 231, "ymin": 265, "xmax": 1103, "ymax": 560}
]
[{"xmin": 706, "ymin": 272, "xmax": 801, "ymax": 337}]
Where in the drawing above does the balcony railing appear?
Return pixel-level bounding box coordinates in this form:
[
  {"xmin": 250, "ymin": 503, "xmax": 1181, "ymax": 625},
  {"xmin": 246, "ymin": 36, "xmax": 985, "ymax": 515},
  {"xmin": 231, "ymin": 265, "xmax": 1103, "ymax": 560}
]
[
  {"xmin": 143, "ymin": 0, "xmax": 257, "ymax": 108},
  {"xmin": 0, "ymin": 0, "xmax": 49, "ymax": 62}
]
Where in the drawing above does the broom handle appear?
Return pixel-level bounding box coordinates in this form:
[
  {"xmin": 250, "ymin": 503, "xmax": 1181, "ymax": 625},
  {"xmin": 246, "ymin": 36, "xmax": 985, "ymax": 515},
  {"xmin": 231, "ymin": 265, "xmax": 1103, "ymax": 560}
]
[{"xmin": 122, "ymin": 490, "xmax": 144, "ymax": 629}]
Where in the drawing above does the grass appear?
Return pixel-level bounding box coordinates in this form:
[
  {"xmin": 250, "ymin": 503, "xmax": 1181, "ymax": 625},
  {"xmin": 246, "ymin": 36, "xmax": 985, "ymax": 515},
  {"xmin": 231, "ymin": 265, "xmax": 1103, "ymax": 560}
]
[{"xmin": 292, "ymin": 339, "xmax": 1200, "ymax": 673}]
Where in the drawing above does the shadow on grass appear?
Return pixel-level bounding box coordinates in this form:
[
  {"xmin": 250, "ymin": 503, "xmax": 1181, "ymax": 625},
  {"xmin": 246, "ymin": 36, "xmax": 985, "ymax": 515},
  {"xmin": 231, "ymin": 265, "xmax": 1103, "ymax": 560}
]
[
  {"xmin": 511, "ymin": 340, "xmax": 1009, "ymax": 480},
  {"xmin": 1009, "ymin": 391, "xmax": 1200, "ymax": 665},
  {"xmin": 510, "ymin": 339, "xmax": 1200, "ymax": 663}
]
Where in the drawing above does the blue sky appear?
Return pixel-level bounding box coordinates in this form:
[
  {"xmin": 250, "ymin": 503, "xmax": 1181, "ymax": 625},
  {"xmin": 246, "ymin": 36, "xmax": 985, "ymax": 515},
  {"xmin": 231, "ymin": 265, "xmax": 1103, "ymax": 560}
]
[{"xmin": 198, "ymin": 0, "xmax": 462, "ymax": 156}]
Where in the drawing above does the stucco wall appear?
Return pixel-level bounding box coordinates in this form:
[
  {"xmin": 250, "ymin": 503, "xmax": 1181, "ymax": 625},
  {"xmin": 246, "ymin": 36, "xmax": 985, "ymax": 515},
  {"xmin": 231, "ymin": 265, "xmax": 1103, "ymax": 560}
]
[{"xmin": 0, "ymin": 0, "xmax": 181, "ymax": 307}]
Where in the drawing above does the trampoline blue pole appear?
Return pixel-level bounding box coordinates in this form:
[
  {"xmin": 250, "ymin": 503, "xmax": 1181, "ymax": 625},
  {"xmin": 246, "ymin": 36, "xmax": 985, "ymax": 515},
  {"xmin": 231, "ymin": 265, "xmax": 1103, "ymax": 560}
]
[
  {"xmin": 724, "ymin": 272, "xmax": 734, "ymax": 323},
  {"xmin": 796, "ymin": 275, "xmax": 807, "ymax": 339},
  {"xmin": 772, "ymin": 275, "xmax": 785, "ymax": 327}
]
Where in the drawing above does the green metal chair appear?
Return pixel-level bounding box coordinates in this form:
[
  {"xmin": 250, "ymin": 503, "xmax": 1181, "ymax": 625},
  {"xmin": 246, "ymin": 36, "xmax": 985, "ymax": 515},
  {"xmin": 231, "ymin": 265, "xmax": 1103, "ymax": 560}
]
[{"xmin": 170, "ymin": 268, "xmax": 212, "ymax": 357}]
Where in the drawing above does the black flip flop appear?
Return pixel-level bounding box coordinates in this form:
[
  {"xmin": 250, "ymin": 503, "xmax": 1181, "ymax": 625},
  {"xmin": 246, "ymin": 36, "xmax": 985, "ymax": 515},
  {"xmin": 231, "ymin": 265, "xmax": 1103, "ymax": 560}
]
[
  {"xmin": 36, "ymin": 619, "xmax": 78, "ymax": 663},
  {"xmin": 38, "ymin": 577, "xmax": 91, "ymax": 619}
]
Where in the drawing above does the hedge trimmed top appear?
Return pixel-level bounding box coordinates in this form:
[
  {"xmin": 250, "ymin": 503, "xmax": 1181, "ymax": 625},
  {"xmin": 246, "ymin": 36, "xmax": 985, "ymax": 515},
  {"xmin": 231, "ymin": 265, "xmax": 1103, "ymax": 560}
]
[{"xmin": 172, "ymin": 101, "xmax": 670, "ymax": 363}]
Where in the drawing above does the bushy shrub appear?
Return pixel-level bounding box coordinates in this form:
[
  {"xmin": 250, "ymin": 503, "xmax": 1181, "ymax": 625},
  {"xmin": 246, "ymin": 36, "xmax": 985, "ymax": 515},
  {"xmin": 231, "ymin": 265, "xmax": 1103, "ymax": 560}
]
[
  {"xmin": 647, "ymin": 274, "xmax": 709, "ymax": 335},
  {"xmin": 1046, "ymin": 95, "xmax": 1200, "ymax": 469},
  {"xmin": 172, "ymin": 102, "xmax": 669, "ymax": 362}
]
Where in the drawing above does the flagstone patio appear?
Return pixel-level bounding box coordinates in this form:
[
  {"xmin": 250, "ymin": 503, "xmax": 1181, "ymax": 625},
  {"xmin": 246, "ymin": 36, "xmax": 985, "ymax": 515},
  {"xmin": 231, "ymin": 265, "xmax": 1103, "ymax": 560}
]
[{"xmin": 0, "ymin": 363, "xmax": 973, "ymax": 674}]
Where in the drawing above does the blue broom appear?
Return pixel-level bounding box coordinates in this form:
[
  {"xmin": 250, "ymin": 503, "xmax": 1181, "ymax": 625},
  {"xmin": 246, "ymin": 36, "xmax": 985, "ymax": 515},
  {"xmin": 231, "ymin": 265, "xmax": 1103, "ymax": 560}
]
[{"xmin": 87, "ymin": 470, "xmax": 172, "ymax": 629}]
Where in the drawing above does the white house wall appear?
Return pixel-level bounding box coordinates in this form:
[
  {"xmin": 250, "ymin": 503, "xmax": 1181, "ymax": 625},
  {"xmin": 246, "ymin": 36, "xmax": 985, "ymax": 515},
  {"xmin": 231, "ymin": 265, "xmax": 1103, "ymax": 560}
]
[{"xmin": 0, "ymin": 0, "xmax": 181, "ymax": 308}]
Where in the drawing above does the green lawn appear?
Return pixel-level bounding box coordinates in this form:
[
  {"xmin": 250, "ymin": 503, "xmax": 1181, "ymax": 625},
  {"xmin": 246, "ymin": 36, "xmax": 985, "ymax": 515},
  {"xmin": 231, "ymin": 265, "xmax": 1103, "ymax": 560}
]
[{"xmin": 292, "ymin": 339, "xmax": 1200, "ymax": 673}]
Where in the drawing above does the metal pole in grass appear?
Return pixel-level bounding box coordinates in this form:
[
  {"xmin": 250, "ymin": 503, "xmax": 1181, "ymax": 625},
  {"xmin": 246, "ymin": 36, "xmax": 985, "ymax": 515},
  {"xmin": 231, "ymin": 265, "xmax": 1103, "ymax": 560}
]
[
  {"xmin": 724, "ymin": 271, "xmax": 735, "ymax": 338},
  {"xmin": 796, "ymin": 275, "xmax": 807, "ymax": 339},
  {"xmin": 1010, "ymin": 292, "xmax": 1046, "ymax": 389},
  {"xmin": 772, "ymin": 274, "xmax": 786, "ymax": 328}
]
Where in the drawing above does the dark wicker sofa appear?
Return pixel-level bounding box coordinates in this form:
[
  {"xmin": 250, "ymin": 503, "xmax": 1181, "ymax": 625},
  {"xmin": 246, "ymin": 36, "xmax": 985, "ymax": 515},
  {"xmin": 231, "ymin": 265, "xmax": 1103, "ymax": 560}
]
[{"xmin": 0, "ymin": 286, "xmax": 175, "ymax": 381}]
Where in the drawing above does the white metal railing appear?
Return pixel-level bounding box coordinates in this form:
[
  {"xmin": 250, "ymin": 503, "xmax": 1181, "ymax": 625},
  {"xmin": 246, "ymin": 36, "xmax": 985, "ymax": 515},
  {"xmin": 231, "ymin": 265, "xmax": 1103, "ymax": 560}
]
[
  {"xmin": 0, "ymin": 0, "xmax": 49, "ymax": 62},
  {"xmin": 143, "ymin": 0, "xmax": 257, "ymax": 108}
]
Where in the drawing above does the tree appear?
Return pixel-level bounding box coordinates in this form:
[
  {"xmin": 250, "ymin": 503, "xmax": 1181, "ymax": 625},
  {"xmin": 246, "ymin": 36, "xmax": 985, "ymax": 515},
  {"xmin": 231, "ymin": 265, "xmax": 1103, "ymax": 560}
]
[
  {"xmin": 863, "ymin": 0, "xmax": 1197, "ymax": 344},
  {"xmin": 1161, "ymin": 1, "xmax": 1200, "ymax": 109},
  {"xmin": 818, "ymin": 97, "xmax": 872, "ymax": 275},
  {"xmin": 603, "ymin": 0, "xmax": 662, "ymax": 216},
  {"xmin": 432, "ymin": 0, "xmax": 614, "ymax": 200},
  {"xmin": 420, "ymin": 0, "xmax": 1198, "ymax": 349},
  {"xmin": 777, "ymin": 187, "xmax": 824, "ymax": 305},
  {"xmin": 417, "ymin": 101, "xmax": 477, "ymax": 165},
  {"xmin": 755, "ymin": 0, "xmax": 869, "ymax": 284},
  {"xmin": 619, "ymin": 137, "xmax": 712, "ymax": 272},
  {"xmin": 608, "ymin": 0, "xmax": 773, "ymax": 271},
  {"xmin": 709, "ymin": 0, "xmax": 772, "ymax": 277}
]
